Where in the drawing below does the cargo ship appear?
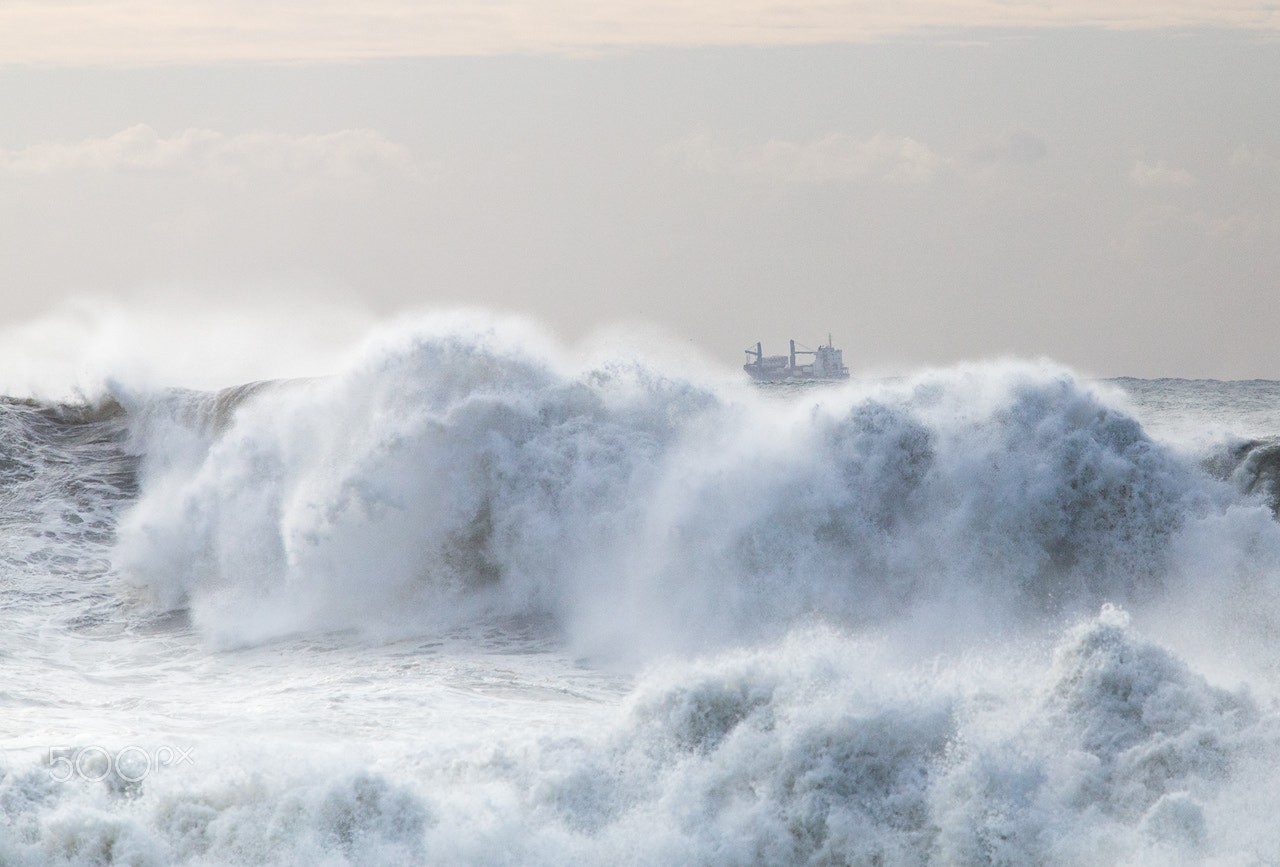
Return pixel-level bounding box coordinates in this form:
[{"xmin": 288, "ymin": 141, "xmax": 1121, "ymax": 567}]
[{"xmin": 744, "ymin": 336, "xmax": 849, "ymax": 381}]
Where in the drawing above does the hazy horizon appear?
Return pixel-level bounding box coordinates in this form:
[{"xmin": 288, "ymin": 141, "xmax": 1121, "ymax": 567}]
[{"xmin": 2, "ymin": 11, "xmax": 1278, "ymax": 385}]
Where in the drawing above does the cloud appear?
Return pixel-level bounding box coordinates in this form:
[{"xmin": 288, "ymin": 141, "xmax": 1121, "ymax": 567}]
[
  {"xmin": 2, "ymin": 1, "xmax": 1278, "ymax": 66},
  {"xmin": 665, "ymin": 132, "xmax": 948, "ymax": 186},
  {"xmin": 1230, "ymin": 146, "xmax": 1280, "ymax": 173},
  {"xmin": 1114, "ymin": 205, "xmax": 1280, "ymax": 261},
  {"xmin": 969, "ymin": 130, "xmax": 1048, "ymax": 166},
  {"xmin": 1129, "ymin": 159, "xmax": 1195, "ymax": 189},
  {"xmin": 0, "ymin": 125, "xmax": 415, "ymax": 184}
]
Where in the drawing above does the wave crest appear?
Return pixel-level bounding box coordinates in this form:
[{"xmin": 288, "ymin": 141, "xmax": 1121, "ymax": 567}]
[{"xmin": 111, "ymin": 319, "xmax": 1251, "ymax": 649}]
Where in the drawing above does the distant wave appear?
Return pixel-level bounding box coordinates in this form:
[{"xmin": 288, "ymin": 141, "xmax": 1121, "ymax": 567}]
[{"xmin": 1204, "ymin": 438, "xmax": 1280, "ymax": 518}]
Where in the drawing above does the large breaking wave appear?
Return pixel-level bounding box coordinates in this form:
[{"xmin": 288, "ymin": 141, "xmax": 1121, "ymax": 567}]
[{"xmin": 110, "ymin": 316, "xmax": 1280, "ymax": 657}]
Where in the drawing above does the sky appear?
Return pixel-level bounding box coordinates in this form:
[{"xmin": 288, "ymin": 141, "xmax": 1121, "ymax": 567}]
[{"xmin": 1, "ymin": 2, "xmax": 1279, "ymax": 383}]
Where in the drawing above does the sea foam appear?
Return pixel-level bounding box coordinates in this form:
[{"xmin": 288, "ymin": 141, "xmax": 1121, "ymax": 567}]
[
  {"xmin": 7, "ymin": 315, "xmax": 1280, "ymax": 865},
  {"xmin": 4, "ymin": 616, "xmax": 1276, "ymax": 865},
  {"xmin": 109, "ymin": 315, "xmax": 1278, "ymax": 659}
]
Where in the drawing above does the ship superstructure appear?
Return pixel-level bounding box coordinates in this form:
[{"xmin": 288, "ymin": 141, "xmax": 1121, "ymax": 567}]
[{"xmin": 744, "ymin": 336, "xmax": 849, "ymax": 381}]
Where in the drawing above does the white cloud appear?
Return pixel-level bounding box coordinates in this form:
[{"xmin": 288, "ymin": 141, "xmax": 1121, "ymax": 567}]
[
  {"xmin": 666, "ymin": 132, "xmax": 948, "ymax": 186},
  {"xmin": 1230, "ymin": 146, "xmax": 1280, "ymax": 172},
  {"xmin": 2, "ymin": 1, "xmax": 1278, "ymax": 65},
  {"xmin": 969, "ymin": 129, "xmax": 1048, "ymax": 166},
  {"xmin": 1129, "ymin": 159, "xmax": 1195, "ymax": 189},
  {"xmin": 0, "ymin": 125, "xmax": 415, "ymax": 183},
  {"xmin": 1114, "ymin": 205, "xmax": 1280, "ymax": 260}
]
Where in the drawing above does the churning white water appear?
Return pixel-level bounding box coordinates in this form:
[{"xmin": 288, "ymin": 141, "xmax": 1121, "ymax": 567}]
[{"xmin": 5, "ymin": 314, "xmax": 1280, "ymax": 865}]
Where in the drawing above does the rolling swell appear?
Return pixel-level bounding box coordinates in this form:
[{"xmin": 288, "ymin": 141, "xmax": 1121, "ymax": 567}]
[
  {"xmin": 109, "ymin": 320, "xmax": 1252, "ymax": 649},
  {"xmin": 1204, "ymin": 437, "xmax": 1280, "ymax": 518},
  {"xmin": 0, "ymin": 396, "xmax": 136, "ymax": 623}
]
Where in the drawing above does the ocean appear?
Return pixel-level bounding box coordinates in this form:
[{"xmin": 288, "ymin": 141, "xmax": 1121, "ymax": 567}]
[{"xmin": 4, "ymin": 315, "xmax": 1280, "ymax": 865}]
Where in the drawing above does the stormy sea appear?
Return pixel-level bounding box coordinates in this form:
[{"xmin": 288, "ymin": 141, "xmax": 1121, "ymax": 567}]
[{"xmin": 5, "ymin": 314, "xmax": 1280, "ymax": 865}]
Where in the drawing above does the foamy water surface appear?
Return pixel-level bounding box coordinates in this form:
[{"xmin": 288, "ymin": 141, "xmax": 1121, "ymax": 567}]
[{"xmin": 4, "ymin": 316, "xmax": 1280, "ymax": 865}]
